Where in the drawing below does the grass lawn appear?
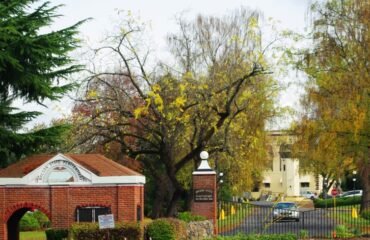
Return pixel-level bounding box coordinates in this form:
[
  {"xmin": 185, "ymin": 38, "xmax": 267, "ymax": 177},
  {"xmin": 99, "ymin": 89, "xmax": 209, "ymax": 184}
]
[
  {"xmin": 218, "ymin": 203, "xmax": 254, "ymax": 232},
  {"xmin": 20, "ymin": 231, "xmax": 46, "ymax": 240},
  {"xmin": 334, "ymin": 206, "xmax": 370, "ymax": 226}
]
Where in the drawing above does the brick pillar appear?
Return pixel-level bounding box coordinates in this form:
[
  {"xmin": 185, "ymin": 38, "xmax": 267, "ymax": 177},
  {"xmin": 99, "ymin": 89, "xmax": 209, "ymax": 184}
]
[
  {"xmin": 191, "ymin": 151, "xmax": 217, "ymax": 235},
  {"xmin": 51, "ymin": 186, "xmax": 69, "ymax": 229},
  {"xmin": 0, "ymin": 188, "xmax": 5, "ymax": 240}
]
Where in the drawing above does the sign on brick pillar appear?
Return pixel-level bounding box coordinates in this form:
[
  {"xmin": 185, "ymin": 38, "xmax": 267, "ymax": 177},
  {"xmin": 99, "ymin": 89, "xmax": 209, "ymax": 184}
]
[{"xmin": 191, "ymin": 151, "xmax": 217, "ymax": 235}]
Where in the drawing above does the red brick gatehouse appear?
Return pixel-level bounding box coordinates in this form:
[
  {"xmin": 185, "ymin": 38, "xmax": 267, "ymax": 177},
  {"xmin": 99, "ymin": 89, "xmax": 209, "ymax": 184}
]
[{"xmin": 0, "ymin": 153, "xmax": 145, "ymax": 240}]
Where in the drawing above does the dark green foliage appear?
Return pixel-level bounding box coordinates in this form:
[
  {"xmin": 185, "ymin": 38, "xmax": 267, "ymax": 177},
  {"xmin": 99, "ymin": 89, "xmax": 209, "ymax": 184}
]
[
  {"xmin": 177, "ymin": 212, "xmax": 206, "ymax": 222},
  {"xmin": 313, "ymin": 196, "xmax": 361, "ymax": 208},
  {"xmin": 208, "ymin": 233, "xmax": 297, "ymax": 240},
  {"xmin": 360, "ymin": 209, "xmax": 370, "ymax": 220},
  {"xmin": 0, "ymin": 0, "xmax": 85, "ymax": 166},
  {"xmin": 146, "ymin": 219, "xmax": 176, "ymax": 240},
  {"xmin": 33, "ymin": 210, "xmax": 51, "ymax": 229},
  {"xmin": 70, "ymin": 222, "xmax": 141, "ymax": 240},
  {"xmin": 19, "ymin": 212, "xmax": 40, "ymax": 231},
  {"xmin": 45, "ymin": 229, "xmax": 69, "ymax": 240}
]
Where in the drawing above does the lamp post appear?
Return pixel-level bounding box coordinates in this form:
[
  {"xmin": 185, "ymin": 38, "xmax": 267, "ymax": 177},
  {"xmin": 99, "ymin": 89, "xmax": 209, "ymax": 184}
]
[
  {"xmin": 352, "ymin": 170, "xmax": 357, "ymax": 190},
  {"xmin": 324, "ymin": 177, "xmax": 328, "ymax": 199}
]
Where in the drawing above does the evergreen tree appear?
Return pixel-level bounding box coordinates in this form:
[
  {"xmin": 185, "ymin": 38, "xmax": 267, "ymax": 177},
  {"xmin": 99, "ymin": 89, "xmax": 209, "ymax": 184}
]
[{"xmin": 0, "ymin": 0, "xmax": 85, "ymax": 166}]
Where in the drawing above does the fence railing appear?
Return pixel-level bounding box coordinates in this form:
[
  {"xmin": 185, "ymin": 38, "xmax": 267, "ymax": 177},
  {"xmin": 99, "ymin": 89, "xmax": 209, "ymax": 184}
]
[{"xmin": 218, "ymin": 200, "xmax": 370, "ymax": 238}]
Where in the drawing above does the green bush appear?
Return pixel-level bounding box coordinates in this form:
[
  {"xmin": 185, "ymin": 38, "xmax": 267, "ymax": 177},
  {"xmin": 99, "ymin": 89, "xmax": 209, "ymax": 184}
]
[
  {"xmin": 177, "ymin": 212, "xmax": 206, "ymax": 223},
  {"xmin": 45, "ymin": 229, "xmax": 69, "ymax": 240},
  {"xmin": 335, "ymin": 225, "xmax": 354, "ymax": 238},
  {"xmin": 146, "ymin": 219, "xmax": 175, "ymax": 240},
  {"xmin": 163, "ymin": 218, "xmax": 187, "ymax": 240},
  {"xmin": 19, "ymin": 212, "xmax": 40, "ymax": 231},
  {"xmin": 299, "ymin": 229, "xmax": 309, "ymax": 239},
  {"xmin": 33, "ymin": 210, "xmax": 51, "ymax": 229},
  {"xmin": 208, "ymin": 233, "xmax": 297, "ymax": 240},
  {"xmin": 70, "ymin": 222, "xmax": 141, "ymax": 240},
  {"xmin": 111, "ymin": 222, "xmax": 141, "ymax": 240},
  {"xmin": 313, "ymin": 196, "xmax": 361, "ymax": 208}
]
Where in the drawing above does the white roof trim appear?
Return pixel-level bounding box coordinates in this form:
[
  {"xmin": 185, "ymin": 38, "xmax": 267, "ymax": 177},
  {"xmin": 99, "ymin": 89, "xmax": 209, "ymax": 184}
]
[
  {"xmin": 192, "ymin": 170, "xmax": 216, "ymax": 175},
  {"xmin": 0, "ymin": 176, "xmax": 146, "ymax": 185},
  {"xmin": 0, "ymin": 153, "xmax": 146, "ymax": 186}
]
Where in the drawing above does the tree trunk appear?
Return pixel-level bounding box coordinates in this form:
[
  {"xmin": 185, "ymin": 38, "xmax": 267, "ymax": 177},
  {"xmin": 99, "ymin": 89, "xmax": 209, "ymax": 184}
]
[
  {"xmin": 150, "ymin": 176, "xmax": 169, "ymax": 218},
  {"xmin": 360, "ymin": 161, "xmax": 370, "ymax": 213},
  {"xmin": 166, "ymin": 188, "xmax": 184, "ymax": 216}
]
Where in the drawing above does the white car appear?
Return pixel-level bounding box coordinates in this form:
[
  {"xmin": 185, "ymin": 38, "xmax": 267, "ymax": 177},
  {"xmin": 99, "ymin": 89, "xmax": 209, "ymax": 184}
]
[
  {"xmin": 272, "ymin": 202, "xmax": 299, "ymax": 222},
  {"xmin": 301, "ymin": 190, "xmax": 318, "ymax": 200},
  {"xmin": 340, "ymin": 190, "xmax": 362, "ymax": 198}
]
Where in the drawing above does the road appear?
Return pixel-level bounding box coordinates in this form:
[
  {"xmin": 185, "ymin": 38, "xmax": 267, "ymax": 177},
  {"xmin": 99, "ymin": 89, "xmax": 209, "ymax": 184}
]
[{"xmin": 221, "ymin": 202, "xmax": 339, "ymax": 238}]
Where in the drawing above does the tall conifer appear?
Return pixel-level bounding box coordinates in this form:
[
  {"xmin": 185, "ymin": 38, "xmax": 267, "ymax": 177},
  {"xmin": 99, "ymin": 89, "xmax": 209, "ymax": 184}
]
[{"xmin": 0, "ymin": 0, "xmax": 85, "ymax": 166}]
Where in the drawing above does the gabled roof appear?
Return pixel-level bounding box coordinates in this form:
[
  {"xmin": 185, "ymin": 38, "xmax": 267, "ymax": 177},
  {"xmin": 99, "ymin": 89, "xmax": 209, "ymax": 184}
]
[{"xmin": 0, "ymin": 154, "xmax": 142, "ymax": 178}]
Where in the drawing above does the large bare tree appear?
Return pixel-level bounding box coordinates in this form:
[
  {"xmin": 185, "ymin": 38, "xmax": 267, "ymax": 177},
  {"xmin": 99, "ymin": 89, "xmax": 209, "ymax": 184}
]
[{"xmin": 70, "ymin": 8, "xmax": 279, "ymax": 217}]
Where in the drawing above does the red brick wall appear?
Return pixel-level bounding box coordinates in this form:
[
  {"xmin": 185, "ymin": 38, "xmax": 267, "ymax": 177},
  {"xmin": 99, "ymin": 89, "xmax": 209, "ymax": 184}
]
[
  {"xmin": 192, "ymin": 174, "xmax": 217, "ymax": 234},
  {"xmin": 0, "ymin": 185, "xmax": 144, "ymax": 240}
]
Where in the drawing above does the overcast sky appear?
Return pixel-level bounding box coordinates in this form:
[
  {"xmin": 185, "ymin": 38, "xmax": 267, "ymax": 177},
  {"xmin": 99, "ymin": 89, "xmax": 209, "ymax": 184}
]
[{"xmin": 20, "ymin": 0, "xmax": 311, "ymax": 129}]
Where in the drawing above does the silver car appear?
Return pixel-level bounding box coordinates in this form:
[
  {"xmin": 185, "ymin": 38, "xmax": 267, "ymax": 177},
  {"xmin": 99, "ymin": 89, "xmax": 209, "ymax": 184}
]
[{"xmin": 272, "ymin": 202, "xmax": 299, "ymax": 222}]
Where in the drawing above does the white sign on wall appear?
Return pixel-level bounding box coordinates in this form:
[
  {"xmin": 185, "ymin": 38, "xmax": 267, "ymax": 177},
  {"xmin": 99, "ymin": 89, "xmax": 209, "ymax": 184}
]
[{"xmin": 98, "ymin": 214, "xmax": 115, "ymax": 229}]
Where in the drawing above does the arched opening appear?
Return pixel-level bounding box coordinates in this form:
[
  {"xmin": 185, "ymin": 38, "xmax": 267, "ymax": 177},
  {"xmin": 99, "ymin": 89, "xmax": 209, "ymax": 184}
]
[
  {"xmin": 7, "ymin": 208, "xmax": 29, "ymax": 240},
  {"xmin": 5, "ymin": 204, "xmax": 51, "ymax": 240}
]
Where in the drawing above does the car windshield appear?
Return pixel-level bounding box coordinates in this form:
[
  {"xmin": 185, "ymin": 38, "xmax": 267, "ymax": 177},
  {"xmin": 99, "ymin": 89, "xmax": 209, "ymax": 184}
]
[{"xmin": 275, "ymin": 203, "xmax": 296, "ymax": 209}]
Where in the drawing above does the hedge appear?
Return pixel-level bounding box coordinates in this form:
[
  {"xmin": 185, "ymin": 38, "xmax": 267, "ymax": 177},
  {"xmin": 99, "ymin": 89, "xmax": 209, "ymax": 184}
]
[
  {"xmin": 177, "ymin": 212, "xmax": 206, "ymax": 223},
  {"xmin": 146, "ymin": 219, "xmax": 175, "ymax": 240},
  {"xmin": 313, "ymin": 196, "xmax": 361, "ymax": 208},
  {"xmin": 45, "ymin": 229, "xmax": 69, "ymax": 240},
  {"xmin": 70, "ymin": 222, "xmax": 141, "ymax": 240}
]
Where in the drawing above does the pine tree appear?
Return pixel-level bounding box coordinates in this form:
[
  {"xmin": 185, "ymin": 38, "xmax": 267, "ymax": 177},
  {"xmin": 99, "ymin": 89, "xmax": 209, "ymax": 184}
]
[{"xmin": 0, "ymin": 0, "xmax": 85, "ymax": 166}]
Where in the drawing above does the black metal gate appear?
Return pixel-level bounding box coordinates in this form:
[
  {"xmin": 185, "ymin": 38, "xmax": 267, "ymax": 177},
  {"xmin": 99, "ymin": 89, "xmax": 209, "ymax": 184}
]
[{"xmin": 218, "ymin": 201, "xmax": 370, "ymax": 238}]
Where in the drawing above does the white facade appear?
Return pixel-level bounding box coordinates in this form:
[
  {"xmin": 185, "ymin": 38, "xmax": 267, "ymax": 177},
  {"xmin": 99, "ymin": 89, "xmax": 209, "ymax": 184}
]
[{"xmin": 259, "ymin": 131, "xmax": 322, "ymax": 197}]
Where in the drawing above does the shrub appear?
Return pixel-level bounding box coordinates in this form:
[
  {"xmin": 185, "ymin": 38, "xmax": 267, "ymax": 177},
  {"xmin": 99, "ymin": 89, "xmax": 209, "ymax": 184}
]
[
  {"xmin": 19, "ymin": 212, "xmax": 40, "ymax": 231},
  {"xmin": 45, "ymin": 229, "xmax": 69, "ymax": 240},
  {"xmin": 33, "ymin": 210, "xmax": 51, "ymax": 229},
  {"xmin": 361, "ymin": 209, "xmax": 370, "ymax": 220},
  {"xmin": 313, "ymin": 196, "xmax": 361, "ymax": 208},
  {"xmin": 335, "ymin": 224, "xmax": 354, "ymax": 238},
  {"xmin": 70, "ymin": 222, "xmax": 141, "ymax": 240},
  {"xmin": 111, "ymin": 222, "xmax": 141, "ymax": 240},
  {"xmin": 299, "ymin": 229, "xmax": 309, "ymax": 239},
  {"xmin": 146, "ymin": 219, "xmax": 175, "ymax": 240},
  {"xmin": 178, "ymin": 212, "xmax": 206, "ymax": 223},
  {"xmin": 163, "ymin": 218, "xmax": 187, "ymax": 240}
]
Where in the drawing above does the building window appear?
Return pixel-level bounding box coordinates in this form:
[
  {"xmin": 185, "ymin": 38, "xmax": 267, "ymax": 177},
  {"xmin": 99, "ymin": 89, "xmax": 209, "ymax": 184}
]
[
  {"xmin": 300, "ymin": 182, "xmax": 310, "ymax": 188},
  {"xmin": 279, "ymin": 144, "xmax": 292, "ymax": 159},
  {"xmin": 263, "ymin": 183, "xmax": 271, "ymax": 188},
  {"xmin": 76, "ymin": 206, "xmax": 111, "ymax": 222},
  {"xmin": 137, "ymin": 205, "xmax": 142, "ymax": 221}
]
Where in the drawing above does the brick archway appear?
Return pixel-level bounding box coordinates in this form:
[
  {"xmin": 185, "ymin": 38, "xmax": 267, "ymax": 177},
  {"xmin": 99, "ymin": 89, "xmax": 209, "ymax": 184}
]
[
  {"xmin": 0, "ymin": 154, "xmax": 145, "ymax": 240},
  {"xmin": 4, "ymin": 202, "xmax": 51, "ymax": 222},
  {"xmin": 5, "ymin": 203, "xmax": 51, "ymax": 240}
]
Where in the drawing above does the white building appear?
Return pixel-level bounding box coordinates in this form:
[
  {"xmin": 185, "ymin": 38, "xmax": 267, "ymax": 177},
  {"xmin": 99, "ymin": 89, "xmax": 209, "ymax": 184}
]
[{"xmin": 257, "ymin": 131, "xmax": 322, "ymax": 198}]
